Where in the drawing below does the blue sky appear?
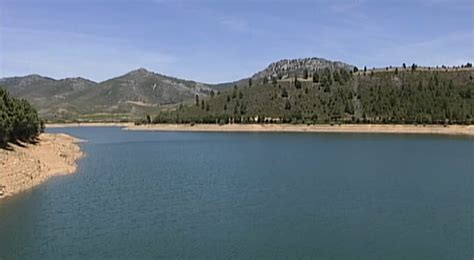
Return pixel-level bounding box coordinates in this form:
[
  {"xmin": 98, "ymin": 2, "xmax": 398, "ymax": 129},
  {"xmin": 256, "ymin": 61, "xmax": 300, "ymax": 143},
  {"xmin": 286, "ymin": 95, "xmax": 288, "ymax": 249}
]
[{"xmin": 1, "ymin": 0, "xmax": 472, "ymax": 83}]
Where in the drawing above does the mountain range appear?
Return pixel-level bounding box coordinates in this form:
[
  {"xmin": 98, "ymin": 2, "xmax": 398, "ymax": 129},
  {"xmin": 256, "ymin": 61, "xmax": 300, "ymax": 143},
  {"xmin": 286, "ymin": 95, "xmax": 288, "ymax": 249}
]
[
  {"xmin": 0, "ymin": 58, "xmax": 359, "ymax": 121},
  {"xmin": 1, "ymin": 68, "xmax": 214, "ymax": 121}
]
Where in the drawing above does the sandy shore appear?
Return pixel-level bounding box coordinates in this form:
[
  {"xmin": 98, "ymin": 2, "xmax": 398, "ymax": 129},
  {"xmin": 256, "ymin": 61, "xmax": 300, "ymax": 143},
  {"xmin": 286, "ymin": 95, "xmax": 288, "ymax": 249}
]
[
  {"xmin": 0, "ymin": 133, "xmax": 84, "ymax": 199},
  {"xmin": 127, "ymin": 124, "xmax": 474, "ymax": 136},
  {"xmin": 47, "ymin": 122, "xmax": 133, "ymax": 128}
]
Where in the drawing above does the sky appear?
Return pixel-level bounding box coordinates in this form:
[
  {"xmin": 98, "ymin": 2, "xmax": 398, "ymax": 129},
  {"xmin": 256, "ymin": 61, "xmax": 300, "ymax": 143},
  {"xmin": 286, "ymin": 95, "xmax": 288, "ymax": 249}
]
[{"xmin": 0, "ymin": 0, "xmax": 473, "ymax": 83}]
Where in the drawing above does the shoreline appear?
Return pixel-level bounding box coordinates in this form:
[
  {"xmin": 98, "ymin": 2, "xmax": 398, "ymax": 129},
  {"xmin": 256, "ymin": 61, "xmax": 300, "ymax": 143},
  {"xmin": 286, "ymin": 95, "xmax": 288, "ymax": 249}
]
[
  {"xmin": 0, "ymin": 133, "xmax": 84, "ymax": 200},
  {"xmin": 47, "ymin": 122, "xmax": 133, "ymax": 128},
  {"xmin": 4, "ymin": 124, "xmax": 470, "ymax": 198},
  {"xmin": 126, "ymin": 123, "xmax": 474, "ymax": 136}
]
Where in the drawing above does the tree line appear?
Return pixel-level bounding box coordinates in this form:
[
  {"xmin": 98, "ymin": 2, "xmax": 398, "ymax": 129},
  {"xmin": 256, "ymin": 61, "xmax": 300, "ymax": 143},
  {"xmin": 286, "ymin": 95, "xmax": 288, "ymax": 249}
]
[{"xmin": 0, "ymin": 87, "xmax": 44, "ymax": 147}]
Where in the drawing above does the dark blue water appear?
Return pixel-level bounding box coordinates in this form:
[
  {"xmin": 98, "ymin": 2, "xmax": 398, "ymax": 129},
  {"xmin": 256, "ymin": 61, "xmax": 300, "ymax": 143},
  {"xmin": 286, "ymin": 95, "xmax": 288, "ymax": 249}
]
[{"xmin": 0, "ymin": 127, "xmax": 473, "ymax": 259}]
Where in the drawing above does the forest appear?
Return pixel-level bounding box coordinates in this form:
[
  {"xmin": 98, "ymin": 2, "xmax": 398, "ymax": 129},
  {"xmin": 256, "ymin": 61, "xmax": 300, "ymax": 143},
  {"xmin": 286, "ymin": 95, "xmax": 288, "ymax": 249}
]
[
  {"xmin": 144, "ymin": 68, "xmax": 474, "ymax": 125},
  {"xmin": 0, "ymin": 87, "xmax": 44, "ymax": 147}
]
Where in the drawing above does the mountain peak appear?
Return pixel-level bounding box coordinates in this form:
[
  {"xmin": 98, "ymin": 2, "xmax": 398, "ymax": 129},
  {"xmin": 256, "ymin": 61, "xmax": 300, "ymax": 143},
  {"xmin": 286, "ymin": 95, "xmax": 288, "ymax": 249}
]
[
  {"xmin": 252, "ymin": 57, "xmax": 355, "ymax": 79},
  {"xmin": 129, "ymin": 68, "xmax": 153, "ymax": 75}
]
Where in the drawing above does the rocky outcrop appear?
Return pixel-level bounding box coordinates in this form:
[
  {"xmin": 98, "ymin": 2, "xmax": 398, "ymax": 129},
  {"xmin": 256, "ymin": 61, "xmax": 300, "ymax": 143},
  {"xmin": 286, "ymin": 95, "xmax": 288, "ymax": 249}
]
[{"xmin": 252, "ymin": 57, "xmax": 355, "ymax": 80}]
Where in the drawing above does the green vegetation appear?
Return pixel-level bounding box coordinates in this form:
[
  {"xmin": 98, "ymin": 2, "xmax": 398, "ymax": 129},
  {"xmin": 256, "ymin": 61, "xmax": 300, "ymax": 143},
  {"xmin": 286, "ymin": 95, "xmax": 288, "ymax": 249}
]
[
  {"xmin": 0, "ymin": 87, "xmax": 44, "ymax": 147},
  {"xmin": 145, "ymin": 68, "xmax": 474, "ymax": 125}
]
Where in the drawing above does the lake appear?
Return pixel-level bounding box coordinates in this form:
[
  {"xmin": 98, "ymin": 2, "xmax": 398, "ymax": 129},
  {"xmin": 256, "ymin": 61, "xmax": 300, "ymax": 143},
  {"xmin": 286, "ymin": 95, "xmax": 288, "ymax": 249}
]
[{"xmin": 0, "ymin": 127, "xmax": 473, "ymax": 259}]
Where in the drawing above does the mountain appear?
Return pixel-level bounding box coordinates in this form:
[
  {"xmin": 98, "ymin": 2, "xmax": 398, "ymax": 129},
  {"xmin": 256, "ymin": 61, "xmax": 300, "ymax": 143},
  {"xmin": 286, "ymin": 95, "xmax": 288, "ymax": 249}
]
[
  {"xmin": 0, "ymin": 75, "xmax": 98, "ymax": 118},
  {"xmin": 0, "ymin": 68, "xmax": 213, "ymax": 121},
  {"xmin": 0, "ymin": 58, "xmax": 353, "ymax": 120},
  {"xmin": 7, "ymin": 58, "xmax": 469, "ymax": 124},
  {"xmin": 65, "ymin": 68, "xmax": 213, "ymax": 115},
  {"xmin": 213, "ymin": 57, "xmax": 355, "ymax": 90},
  {"xmin": 0, "ymin": 75, "xmax": 97, "ymax": 99}
]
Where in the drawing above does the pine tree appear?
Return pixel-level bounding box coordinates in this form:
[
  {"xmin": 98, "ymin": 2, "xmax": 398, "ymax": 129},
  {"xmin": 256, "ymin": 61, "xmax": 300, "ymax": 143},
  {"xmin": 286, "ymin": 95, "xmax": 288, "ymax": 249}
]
[
  {"xmin": 303, "ymin": 69, "xmax": 309, "ymax": 79},
  {"xmin": 313, "ymin": 73, "xmax": 320, "ymax": 83},
  {"xmin": 0, "ymin": 87, "xmax": 43, "ymax": 147}
]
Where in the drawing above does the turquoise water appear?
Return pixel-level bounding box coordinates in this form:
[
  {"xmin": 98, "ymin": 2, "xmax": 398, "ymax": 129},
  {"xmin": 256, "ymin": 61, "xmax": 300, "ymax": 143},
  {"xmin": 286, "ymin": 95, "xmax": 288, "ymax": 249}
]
[{"xmin": 0, "ymin": 127, "xmax": 473, "ymax": 259}]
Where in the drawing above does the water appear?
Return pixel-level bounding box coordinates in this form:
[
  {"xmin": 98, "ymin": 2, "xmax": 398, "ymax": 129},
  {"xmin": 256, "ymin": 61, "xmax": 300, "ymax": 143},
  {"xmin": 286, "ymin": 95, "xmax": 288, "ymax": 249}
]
[{"xmin": 0, "ymin": 127, "xmax": 473, "ymax": 259}]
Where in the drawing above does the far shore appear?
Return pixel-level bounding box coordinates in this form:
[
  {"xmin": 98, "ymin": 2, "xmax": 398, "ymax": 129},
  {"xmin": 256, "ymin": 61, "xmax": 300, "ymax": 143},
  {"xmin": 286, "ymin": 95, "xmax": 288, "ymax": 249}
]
[
  {"xmin": 45, "ymin": 122, "xmax": 474, "ymax": 136},
  {"xmin": 0, "ymin": 133, "xmax": 84, "ymax": 199},
  {"xmin": 47, "ymin": 122, "xmax": 133, "ymax": 128},
  {"xmin": 126, "ymin": 123, "xmax": 474, "ymax": 136}
]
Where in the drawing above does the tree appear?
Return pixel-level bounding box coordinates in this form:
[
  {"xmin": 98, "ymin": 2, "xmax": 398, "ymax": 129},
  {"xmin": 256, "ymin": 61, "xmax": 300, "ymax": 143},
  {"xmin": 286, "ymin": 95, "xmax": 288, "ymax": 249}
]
[
  {"xmin": 232, "ymin": 85, "xmax": 237, "ymax": 98},
  {"xmin": 313, "ymin": 73, "xmax": 320, "ymax": 83},
  {"xmin": 281, "ymin": 88, "xmax": 288, "ymax": 98},
  {"xmin": 195, "ymin": 95, "xmax": 199, "ymax": 106},
  {"xmin": 339, "ymin": 69, "xmax": 350, "ymax": 83},
  {"xmin": 248, "ymin": 78, "xmax": 252, "ymax": 87},
  {"xmin": 303, "ymin": 69, "xmax": 309, "ymax": 79},
  {"xmin": 294, "ymin": 75, "xmax": 302, "ymax": 89},
  {"xmin": 333, "ymin": 71, "xmax": 341, "ymax": 84},
  {"xmin": 285, "ymin": 99, "xmax": 291, "ymax": 110},
  {"xmin": 271, "ymin": 77, "xmax": 277, "ymax": 86},
  {"xmin": 240, "ymin": 103, "xmax": 246, "ymax": 115},
  {"xmin": 402, "ymin": 63, "xmax": 406, "ymax": 69},
  {"xmin": 0, "ymin": 87, "xmax": 43, "ymax": 147}
]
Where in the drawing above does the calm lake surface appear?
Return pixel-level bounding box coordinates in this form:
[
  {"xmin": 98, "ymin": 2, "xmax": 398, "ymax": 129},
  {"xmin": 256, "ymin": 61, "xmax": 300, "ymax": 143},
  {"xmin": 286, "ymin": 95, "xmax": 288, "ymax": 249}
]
[{"xmin": 0, "ymin": 127, "xmax": 473, "ymax": 259}]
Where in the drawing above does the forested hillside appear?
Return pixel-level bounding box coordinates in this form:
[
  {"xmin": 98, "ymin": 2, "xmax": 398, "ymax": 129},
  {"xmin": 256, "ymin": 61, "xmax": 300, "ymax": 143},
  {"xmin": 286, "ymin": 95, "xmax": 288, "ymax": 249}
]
[
  {"xmin": 147, "ymin": 67, "xmax": 474, "ymax": 125},
  {"xmin": 0, "ymin": 88, "xmax": 44, "ymax": 147}
]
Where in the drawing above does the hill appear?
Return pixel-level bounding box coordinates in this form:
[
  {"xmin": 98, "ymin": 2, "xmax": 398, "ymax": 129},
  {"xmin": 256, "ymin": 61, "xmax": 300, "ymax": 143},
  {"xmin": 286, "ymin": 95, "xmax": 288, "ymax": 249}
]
[
  {"xmin": 147, "ymin": 67, "xmax": 474, "ymax": 125},
  {"xmin": 213, "ymin": 57, "xmax": 355, "ymax": 90}
]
